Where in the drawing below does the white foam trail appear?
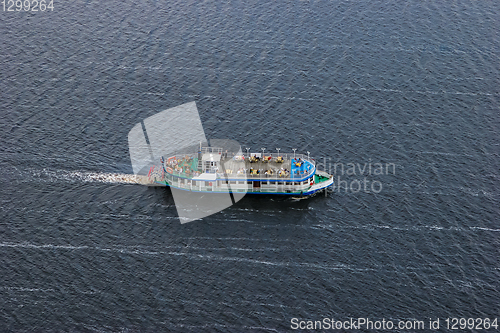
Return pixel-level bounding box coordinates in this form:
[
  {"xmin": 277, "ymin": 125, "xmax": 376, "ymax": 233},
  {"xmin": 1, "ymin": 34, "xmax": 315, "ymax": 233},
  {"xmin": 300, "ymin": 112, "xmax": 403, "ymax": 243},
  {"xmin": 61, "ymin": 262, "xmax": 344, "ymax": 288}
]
[
  {"xmin": 0, "ymin": 286, "xmax": 55, "ymax": 292},
  {"xmin": 68, "ymin": 171, "xmax": 140, "ymax": 184},
  {"xmin": 469, "ymin": 227, "xmax": 500, "ymax": 232},
  {"xmin": 341, "ymin": 86, "xmax": 496, "ymax": 96},
  {"xmin": 0, "ymin": 242, "xmax": 370, "ymax": 271},
  {"xmin": 26, "ymin": 167, "xmax": 141, "ymax": 184},
  {"xmin": 1, "ymin": 242, "xmax": 90, "ymax": 250},
  {"xmin": 418, "ymin": 151, "xmax": 477, "ymax": 157},
  {"xmin": 0, "ymin": 285, "xmax": 100, "ymax": 295},
  {"xmin": 314, "ymin": 223, "xmax": 500, "ymax": 233}
]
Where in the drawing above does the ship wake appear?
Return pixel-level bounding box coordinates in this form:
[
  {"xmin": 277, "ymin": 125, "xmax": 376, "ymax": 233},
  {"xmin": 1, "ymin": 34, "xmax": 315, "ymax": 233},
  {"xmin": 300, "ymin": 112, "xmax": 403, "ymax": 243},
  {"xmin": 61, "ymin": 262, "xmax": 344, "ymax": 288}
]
[{"xmin": 24, "ymin": 167, "xmax": 141, "ymax": 184}]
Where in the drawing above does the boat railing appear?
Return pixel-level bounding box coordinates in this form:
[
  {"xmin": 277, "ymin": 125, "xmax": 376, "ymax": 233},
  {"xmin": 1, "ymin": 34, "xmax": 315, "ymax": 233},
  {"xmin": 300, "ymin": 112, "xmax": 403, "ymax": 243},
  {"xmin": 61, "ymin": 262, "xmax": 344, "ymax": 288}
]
[
  {"xmin": 166, "ymin": 151, "xmax": 315, "ymax": 165},
  {"xmin": 163, "ymin": 151, "xmax": 316, "ymax": 181},
  {"xmin": 201, "ymin": 147, "xmax": 223, "ymax": 154},
  {"xmin": 222, "ymin": 170, "xmax": 314, "ymax": 181},
  {"xmin": 164, "ymin": 168, "xmax": 314, "ymax": 181},
  {"xmin": 241, "ymin": 152, "xmax": 314, "ymax": 165}
]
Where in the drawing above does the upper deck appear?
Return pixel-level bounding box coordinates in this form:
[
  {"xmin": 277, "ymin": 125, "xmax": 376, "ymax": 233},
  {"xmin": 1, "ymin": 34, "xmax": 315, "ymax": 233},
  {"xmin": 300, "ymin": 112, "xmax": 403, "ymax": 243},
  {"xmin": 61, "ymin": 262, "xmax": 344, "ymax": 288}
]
[{"xmin": 163, "ymin": 147, "xmax": 316, "ymax": 182}]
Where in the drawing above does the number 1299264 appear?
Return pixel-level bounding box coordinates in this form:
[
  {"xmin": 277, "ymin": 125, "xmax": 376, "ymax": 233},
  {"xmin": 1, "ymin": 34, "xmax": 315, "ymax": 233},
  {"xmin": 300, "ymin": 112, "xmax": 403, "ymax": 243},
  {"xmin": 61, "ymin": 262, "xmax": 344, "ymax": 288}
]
[{"xmin": 2, "ymin": 0, "xmax": 54, "ymax": 11}]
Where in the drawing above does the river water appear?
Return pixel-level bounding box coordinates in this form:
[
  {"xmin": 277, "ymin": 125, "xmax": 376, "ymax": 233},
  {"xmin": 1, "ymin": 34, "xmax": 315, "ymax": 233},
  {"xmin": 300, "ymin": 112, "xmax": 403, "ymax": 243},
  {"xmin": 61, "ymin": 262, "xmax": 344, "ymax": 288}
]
[{"xmin": 1, "ymin": 0, "xmax": 499, "ymax": 332}]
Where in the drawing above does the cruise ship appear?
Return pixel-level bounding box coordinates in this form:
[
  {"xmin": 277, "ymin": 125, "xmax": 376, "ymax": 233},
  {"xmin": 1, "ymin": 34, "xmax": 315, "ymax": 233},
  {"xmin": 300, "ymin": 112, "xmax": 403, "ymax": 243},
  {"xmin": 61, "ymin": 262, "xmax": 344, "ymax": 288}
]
[
  {"xmin": 128, "ymin": 102, "xmax": 333, "ymax": 222},
  {"xmin": 146, "ymin": 146, "xmax": 333, "ymax": 197}
]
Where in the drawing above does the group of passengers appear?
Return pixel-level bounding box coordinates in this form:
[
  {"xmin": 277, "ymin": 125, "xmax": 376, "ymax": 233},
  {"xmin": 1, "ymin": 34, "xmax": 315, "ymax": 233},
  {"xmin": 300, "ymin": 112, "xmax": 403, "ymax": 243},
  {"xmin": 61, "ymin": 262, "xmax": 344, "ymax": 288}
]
[
  {"xmin": 249, "ymin": 155, "xmax": 282, "ymax": 163},
  {"xmin": 278, "ymin": 168, "xmax": 290, "ymax": 177},
  {"xmin": 248, "ymin": 168, "xmax": 275, "ymax": 175},
  {"xmin": 166, "ymin": 155, "xmax": 195, "ymax": 175},
  {"xmin": 246, "ymin": 167, "xmax": 289, "ymax": 177},
  {"xmin": 292, "ymin": 157, "xmax": 303, "ymax": 167}
]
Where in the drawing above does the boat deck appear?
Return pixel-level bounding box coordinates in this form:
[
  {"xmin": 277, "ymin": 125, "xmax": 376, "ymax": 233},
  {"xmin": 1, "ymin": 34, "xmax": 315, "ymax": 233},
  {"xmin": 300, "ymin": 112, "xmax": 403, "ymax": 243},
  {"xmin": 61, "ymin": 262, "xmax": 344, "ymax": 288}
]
[
  {"xmin": 152, "ymin": 151, "xmax": 333, "ymax": 195},
  {"xmin": 220, "ymin": 156, "xmax": 314, "ymax": 180},
  {"xmin": 164, "ymin": 152, "xmax": 315, "ymax": 181}
]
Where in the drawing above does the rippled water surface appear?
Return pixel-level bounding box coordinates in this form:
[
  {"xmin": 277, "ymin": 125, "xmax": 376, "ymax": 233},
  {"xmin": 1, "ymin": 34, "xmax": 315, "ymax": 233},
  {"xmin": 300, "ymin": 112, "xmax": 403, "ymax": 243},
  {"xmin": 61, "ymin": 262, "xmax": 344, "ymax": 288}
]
[{"xmin": 1, "ymin": 1, "xmax": 499, "ymax": 332}]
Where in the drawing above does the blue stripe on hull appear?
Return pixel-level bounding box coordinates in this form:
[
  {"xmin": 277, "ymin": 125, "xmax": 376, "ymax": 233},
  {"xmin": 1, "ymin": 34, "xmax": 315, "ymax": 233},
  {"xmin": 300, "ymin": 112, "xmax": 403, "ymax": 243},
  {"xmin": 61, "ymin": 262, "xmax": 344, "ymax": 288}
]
[{"xmin": 154, "ymin": 181, "xmax": 331, "ymax": 197}]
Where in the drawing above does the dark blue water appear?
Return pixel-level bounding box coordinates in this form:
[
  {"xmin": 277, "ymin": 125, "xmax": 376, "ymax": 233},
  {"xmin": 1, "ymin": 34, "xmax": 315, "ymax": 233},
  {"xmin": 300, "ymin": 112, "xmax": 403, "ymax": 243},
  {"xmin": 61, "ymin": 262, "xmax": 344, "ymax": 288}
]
[{"xmin": 1, "ymin": 1, "xmax": 499, "ymax": 332}]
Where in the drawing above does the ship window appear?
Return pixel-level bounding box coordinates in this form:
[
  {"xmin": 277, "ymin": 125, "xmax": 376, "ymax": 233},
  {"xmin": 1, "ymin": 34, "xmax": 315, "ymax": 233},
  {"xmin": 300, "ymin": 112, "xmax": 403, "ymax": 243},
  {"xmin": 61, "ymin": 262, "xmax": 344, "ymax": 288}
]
[
  {"xmin": 230, "ymin": 181, "xmax": 236, "ymax": 184},
  {"xmin": 192, "ymin": 181, "xmax": 196, "ymax": 186},
  {"xmin": 247, "ymin": 181, "xmax": 252, "ymax": 185}
]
